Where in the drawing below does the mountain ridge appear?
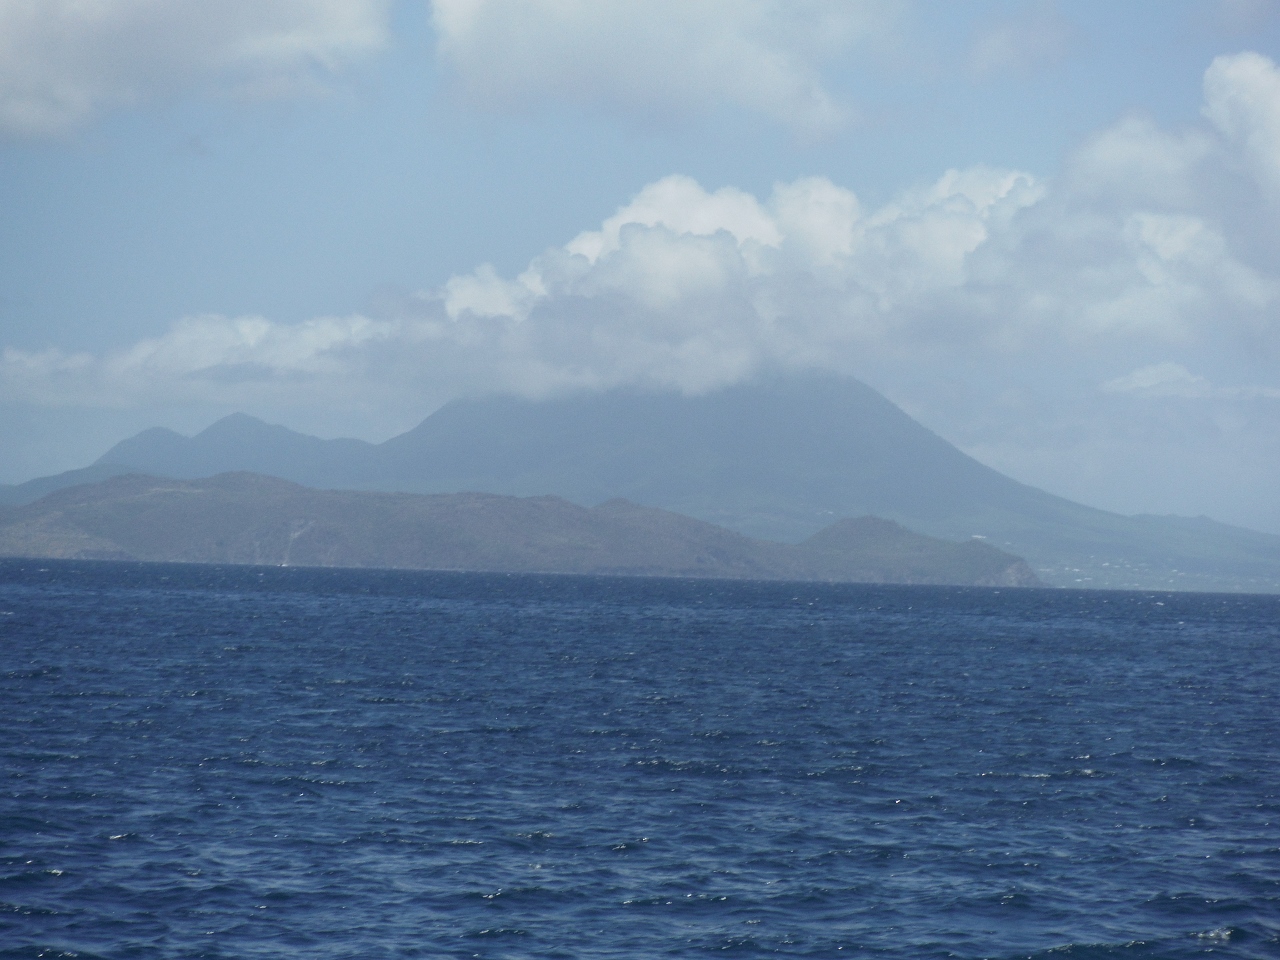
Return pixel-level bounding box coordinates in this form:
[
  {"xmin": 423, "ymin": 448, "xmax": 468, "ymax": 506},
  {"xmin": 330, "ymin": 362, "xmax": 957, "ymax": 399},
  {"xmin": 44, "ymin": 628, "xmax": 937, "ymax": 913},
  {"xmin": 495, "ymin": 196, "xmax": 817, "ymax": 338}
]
[{"xmin": 0, "ymin": 472, "xmax": 1039, "ymax": 587}]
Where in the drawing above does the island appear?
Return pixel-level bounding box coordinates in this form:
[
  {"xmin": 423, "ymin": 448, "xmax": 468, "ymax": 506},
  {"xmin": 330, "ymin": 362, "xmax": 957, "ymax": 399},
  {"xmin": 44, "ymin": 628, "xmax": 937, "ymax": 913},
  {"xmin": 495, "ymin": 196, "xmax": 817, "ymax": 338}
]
[{"xmin": 0, "ymin": 472, "xmax": 1040, "ymax": 587}]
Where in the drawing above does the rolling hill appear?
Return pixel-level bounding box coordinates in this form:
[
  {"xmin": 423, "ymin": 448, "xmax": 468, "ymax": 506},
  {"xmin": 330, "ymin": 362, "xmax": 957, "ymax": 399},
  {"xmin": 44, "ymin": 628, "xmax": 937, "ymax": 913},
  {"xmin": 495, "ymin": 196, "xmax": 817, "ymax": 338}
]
[{"xmin": 0, "ymin": 472, "xmax": 1039, "ymax": 587}]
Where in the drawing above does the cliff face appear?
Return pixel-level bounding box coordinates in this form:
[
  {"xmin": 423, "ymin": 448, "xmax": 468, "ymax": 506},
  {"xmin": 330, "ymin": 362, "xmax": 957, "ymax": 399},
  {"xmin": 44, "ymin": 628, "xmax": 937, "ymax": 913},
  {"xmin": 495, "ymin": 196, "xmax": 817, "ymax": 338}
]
[{"xmin": 0, "ymin": 473, "xmax": 1039, "ymax": 588}]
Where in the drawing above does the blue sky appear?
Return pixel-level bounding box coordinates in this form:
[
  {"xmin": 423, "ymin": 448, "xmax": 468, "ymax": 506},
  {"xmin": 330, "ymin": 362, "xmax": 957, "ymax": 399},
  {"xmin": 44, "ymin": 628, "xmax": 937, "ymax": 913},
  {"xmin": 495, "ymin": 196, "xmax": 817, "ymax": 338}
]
[{"xmin": 3, "ymin": 0, "xmax": 1280, "ymax": 533}]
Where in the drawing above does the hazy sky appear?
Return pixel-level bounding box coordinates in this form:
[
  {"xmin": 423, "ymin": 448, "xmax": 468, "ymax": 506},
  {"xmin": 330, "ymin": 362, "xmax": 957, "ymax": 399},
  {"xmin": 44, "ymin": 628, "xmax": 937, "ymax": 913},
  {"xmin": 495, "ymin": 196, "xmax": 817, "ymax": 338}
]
[{"xmin": 3, "ymin": 0, "xmax": 1280, "ymax": 533}]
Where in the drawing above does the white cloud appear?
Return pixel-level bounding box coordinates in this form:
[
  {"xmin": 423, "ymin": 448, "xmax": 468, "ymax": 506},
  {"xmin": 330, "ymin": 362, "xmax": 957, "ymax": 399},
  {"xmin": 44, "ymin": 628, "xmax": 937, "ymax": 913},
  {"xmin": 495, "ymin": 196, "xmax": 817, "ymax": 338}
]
[
  {"xmin": 0, "ymin": 313, "xmax": 403, "ymax": 408},
  {"xmin": 0, "ymin": 164, "xmax": 1092, "ymax": 408},
  {"xmin": 566, "ymin": 175, "xmax": 782, "ymax": 262},
  {"xmin": 1065, "ymin": 115, "xmax": 1214, "ymax": 208},
  {"xmin": 429, "ymin": 0, "xmax": 893, "ymax": 136},
  {"xmin": 1101, "ymin": 362, "xmax": 1280, "ymax": 400},
  {"xmin": 1101, "ymin": 362, "xmax": 1215, "ymax": 397},
  {"xmin": 443, "ymin": 264, "xmax": 541, "ymax": 321},
  {"xmin": 1203, "ymin": 50, "xmax": 1280, "ymax": 198},
  {"xmin": 0, "ymin": 0, "xmax": 390, "ymax": 135}
]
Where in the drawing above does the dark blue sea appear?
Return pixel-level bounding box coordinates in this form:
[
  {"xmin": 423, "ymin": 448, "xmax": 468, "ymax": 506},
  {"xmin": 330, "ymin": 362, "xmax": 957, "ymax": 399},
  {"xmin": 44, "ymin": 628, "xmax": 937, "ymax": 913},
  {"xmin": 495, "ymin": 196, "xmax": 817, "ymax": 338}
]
[{"xmin": 2, "ymin": 560, "xmax": 1278, "ymax": 959}]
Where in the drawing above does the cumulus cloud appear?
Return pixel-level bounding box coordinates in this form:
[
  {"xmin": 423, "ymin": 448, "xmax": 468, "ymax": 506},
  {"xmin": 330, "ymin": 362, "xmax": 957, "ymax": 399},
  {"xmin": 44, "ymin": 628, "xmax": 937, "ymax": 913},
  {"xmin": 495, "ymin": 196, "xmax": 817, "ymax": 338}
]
[
  {"xmin": 1064, "ymin": 115, "xmax": 1214, "ymax": 208},
  {"xmin": 0, "ymin": 314, "xmax": 403, "ymax": 409},
  {"xmin": 1203, "ymin": 50, "xmax": 1280, "ymax": 198},
  {"xmin": 421, "ymin": 116, "xmax": 1276, "ymax": 391},
  {"xmin": 0, "ymin": 165, "xmax": 1044, "ymax": 410},
  {"xmin": 429, "ymin": 0, "xmax": 893, "ymax": 136},
  {"xmin": 0, "ymin": 0, "xmax": 390, "ymax": 135},
  {"xmin": 413, "ymin": 166, "xmax": 1050, "ymax": 396}
]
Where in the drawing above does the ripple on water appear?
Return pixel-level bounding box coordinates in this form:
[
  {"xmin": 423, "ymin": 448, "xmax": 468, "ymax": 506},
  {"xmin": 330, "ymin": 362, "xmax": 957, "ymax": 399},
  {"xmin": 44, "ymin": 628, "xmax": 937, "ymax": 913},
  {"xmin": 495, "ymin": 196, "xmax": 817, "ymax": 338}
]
[{"xmin": 1, "ymin": 561, "xmax": 1278, "ymax": 958}]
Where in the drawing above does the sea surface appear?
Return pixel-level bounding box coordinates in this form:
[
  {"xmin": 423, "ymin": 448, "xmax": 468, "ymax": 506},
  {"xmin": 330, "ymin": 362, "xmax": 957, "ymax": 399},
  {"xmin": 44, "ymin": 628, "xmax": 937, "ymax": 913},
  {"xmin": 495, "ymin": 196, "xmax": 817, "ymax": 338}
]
[{"xmin": 1, "ymin": 560, "xmax": 1278, "ymax": 959}]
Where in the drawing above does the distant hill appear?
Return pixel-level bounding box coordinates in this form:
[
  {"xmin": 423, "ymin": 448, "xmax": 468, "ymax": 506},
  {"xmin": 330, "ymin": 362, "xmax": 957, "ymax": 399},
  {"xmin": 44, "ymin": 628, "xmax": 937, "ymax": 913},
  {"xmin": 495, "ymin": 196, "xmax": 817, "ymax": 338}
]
[
  {"xmin": 0, "ymin": 462, "xmax": 137, "ymax": 507},
  {"xmin": 93, "ymin": 414, "xmax": 376, "ymax": 489},
  {"xmin": 10, "ymin": 372, "xmax": 1280, "ymax": 591},
  {"xmin": 0, "ymin": 472, "xmax": 1039, "ymax": 587}
]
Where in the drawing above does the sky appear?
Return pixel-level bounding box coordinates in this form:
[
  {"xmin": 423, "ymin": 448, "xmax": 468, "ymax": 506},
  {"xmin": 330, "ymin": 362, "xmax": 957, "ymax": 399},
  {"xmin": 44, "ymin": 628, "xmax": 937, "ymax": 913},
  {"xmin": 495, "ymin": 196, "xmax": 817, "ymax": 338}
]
[{"xmin": 3, "ymin": 0, "xmax": 1280, "ymax": 534}]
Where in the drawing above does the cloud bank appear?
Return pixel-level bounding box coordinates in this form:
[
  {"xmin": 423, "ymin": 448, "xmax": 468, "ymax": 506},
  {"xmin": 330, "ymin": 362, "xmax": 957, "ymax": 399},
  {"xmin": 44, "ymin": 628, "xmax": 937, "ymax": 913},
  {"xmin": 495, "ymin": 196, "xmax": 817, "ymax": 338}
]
[
  {"xmin": 1, "ymin": 166, "xmax": 1052, "ymax": 410},
  {"xmin": 0, "ymin": 0, "xmax": 390, "ymax": 135}
]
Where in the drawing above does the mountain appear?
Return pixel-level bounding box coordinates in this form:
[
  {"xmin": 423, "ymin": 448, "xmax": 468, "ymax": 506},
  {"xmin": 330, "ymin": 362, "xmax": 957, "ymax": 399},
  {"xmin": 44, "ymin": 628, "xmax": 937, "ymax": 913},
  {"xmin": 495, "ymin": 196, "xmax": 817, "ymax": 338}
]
[
  {"xmin": 0, "ymin": 472, "xmax": 1039, "ymax": 587},
  {"xmin": 93, "ymin": 376, "xmax": 1043, "ymax": 533},
  {"xmin": 11, "ymin": 372, "xmax": 1280, "ymax": 591},
  {"xmin": 94, "ymin": 413, "xmax": 376, "ymax": 488},
  {"xmin": 0, "ymin": 462, "xmax": 137, "ymax": 507}
]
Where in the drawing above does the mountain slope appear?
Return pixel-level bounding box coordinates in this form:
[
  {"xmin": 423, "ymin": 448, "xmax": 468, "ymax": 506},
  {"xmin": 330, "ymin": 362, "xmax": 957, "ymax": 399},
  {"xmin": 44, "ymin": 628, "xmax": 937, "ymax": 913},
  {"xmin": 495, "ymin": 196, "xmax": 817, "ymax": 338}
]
[
  {"xmin": 58, "ymin": 372, "xmax": 1280, "ymax": 592},
  {"xmin": 0, "ymin": 462, "xmax": 137, "ymax": 507},
  {"xmin": 0, "ymin": 473, "xmax": 1038, "ymax": 587},
  {"xmin": 370, "ymin": 376, "xmax": 1056, "ymax": 528}
]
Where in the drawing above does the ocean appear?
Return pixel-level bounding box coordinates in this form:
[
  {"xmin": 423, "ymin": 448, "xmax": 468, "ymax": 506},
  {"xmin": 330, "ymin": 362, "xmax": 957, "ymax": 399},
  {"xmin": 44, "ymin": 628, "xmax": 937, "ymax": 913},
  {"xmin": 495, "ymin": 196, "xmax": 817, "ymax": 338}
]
[{"xmin": 1, "ymin": 559, "xmax": 1277, "ymax": 959}]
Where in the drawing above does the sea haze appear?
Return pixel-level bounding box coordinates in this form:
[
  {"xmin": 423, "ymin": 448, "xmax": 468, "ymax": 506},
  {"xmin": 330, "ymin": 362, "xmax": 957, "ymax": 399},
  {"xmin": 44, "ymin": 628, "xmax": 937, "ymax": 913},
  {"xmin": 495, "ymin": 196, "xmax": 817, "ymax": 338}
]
[
  {"xmin": 6, "ymin": 374, "xmax": 1273, "ymax": 592},
  {"xmin": 2, "ymin": 560, "xmax": 1278, "ymax": 958}
]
